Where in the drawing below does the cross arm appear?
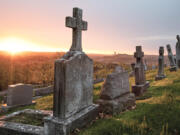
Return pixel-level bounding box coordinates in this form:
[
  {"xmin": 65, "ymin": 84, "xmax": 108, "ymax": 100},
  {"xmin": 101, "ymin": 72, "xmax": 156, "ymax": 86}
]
[
  {"xmin": 66, "ymin": 17, "xmax": 76, "ymax": 28},
  {"xmin": 81, "ymin": 21, "xmax": 88, "ymax": 30}
]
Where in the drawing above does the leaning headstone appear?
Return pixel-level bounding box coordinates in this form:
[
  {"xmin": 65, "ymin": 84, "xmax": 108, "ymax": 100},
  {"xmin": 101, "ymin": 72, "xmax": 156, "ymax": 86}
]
[
  {"xmin": 155, "ymin": 47, "xmax": 166, "ymax": 80},
  {"xmin": 176, "ymin": 35, "xmax": 180, "ymax": 68},
  {"xmin": 132, "ymin": 46, "xmax": 150, "ymax": 96},
  {"xmin": 2, "ymin": 84, "xmax": 33, "ymax": 109},
  {"xmin": 166, "ymin": 44, "xmax": 176, "ymax": 71},
  {"xmin": 97, "ymin": 66, "xmax": 135, "ymax": 114},
  {"xmin": 44, "ymin": 7, "xmax": 98, "ymax": 135}
]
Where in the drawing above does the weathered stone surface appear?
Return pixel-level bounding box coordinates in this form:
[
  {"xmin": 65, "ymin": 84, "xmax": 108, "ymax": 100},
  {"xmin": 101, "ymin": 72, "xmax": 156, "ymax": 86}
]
[
  {"xmin": 53, "ymin": 51, "xmax": 93, "ymax": 119},
  {"xmin": 6, "ymin": 84, "xmax": 33, "ymax": 107},
  {"xmin": 100, "ymin": 71, "xmax": 130, "ymax": 100},
  {"xmin": 98, "ymin": 93, "xmax": 135, "ymax": 114},
  {"xmin": 97, "ymin": 66, "xmax": 135, "ymax": 114},
  {"xmin": 132, "ymin": 46, "xmax": 149, "ymax": 96},
  {"xmin": 155, "ymin": 47, "xmax": 166, "ymax": 80},
  {"xmin": 44, "ymin": 104, "xmax": 98, "ymax": 135},
  {"xmin": 34, "ymin": 86, "xmax": 53, "ymax": 97},
  {"xmin": 166, "ymin": 44, "xmax": 177, "ymax": 71},
  {"xmin": 0, "ymin": 109, "xmax": 49, "ymax": 135},
  {"xmin": 66, "ymin": 7, "xmax": 87, "ymax": 52},
  {"xmin": 176, "ymin": 35, "xmax": 180, "ymax": 68}
]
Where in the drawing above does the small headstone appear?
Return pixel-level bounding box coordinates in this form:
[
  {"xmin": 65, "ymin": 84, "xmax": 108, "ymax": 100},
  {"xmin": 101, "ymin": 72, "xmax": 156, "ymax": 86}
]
[
  {"xmin": 155, "ymin": 47, "xmax": 166, "ymax": 80},
  {"xmin": 132, "ymin": 46, "xmax": 149, "ymax": 96},
  {"xmin": 44, "ymin": 7, "xmax": 98, "ymax": 135},
  {"xmin": 5, "ymin": 84, "xmax": 33, "ymax": 107},
  {"xmin": 166, "ymin": 44, "xmax": 177, "ymax": 71},
  {"xmin": 97, "ymin": 66, "xmax": 135, "ymax": 114},
  {"xmin": 129, "ymin": 63, "xmax": 135, "ymax": 77},
  {"xmin": 144, "ymin": 59, "xmax": 148, "ymax": 71},
  {"xmin": 152, "ymin": 65, "xmax": 156, "ymax": 70},
  {"xmin": 176, "ymin": 35, "xmax": 180, "ymax": 68}
]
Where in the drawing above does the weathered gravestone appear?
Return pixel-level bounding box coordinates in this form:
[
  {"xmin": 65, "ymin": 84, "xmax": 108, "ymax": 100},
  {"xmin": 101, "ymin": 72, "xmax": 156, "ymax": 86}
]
[
  {"xmin": 97, "ymin": 66, "xmax": 135, "ymax": 114},
  {"xmin": 2, "ymin": 84, "xmax": 33, "ymax": 109},
  {"xmin": 176, "ymin": 35, "xmax": 180, "ymax": 69},
  {"xmin": 129, "ymin": 63, "xmax": 135, "ymax": 77},
  {"xmin": 152, "ymin": 65, "xmax": 156, "ymax": 70},
  {"xmin": 132, "ymin": 46, "xmax": 149, "ymax": 96},
  {"xmin": 44, "ymin": 7, "xmax": 98, "ymax": 135},
  {"xmin": 166, "ymin": 44, "xmax": 177, "ymax": 71},
  {"xmin": 155, "ymin": 47, "xmax": 166, "ymax": 80},
  {"xmin": 7, "ymin": 84, "xmax": 33, "ymax": 106}
]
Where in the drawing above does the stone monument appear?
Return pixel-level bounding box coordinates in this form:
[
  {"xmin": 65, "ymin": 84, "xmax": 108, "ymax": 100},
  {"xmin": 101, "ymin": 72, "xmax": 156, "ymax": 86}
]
[
  {"xmin": 132, "ymin": 46, "xmax": 149, "ymax": 96},
  {"xmin": 144, "ymin": 59, "xmax": 148, "ymax": 71},
  {"xmin": 166, "ymin": 44, "xmax": 176, "ymax": 71},
  {"xmin": 97, "ymin": 66, "xmax": 135, "ymax": 114},
  {"xmin": 2, "ymin": 84, "xmax": 33, "ymax": 109},
  {"xmin": 176, "ymin": 35, "xmax": 180, "ymax": 68},
  {"xmin": 129, "ymin": 63, "xmax": 135, "ymax": 77},
  {"xmin": 155, "ymin": 47, "xmax": 166, "ymax": 80},
  {"xmin": 44, "ymin": 7, "xmax": 98, "ymax": 135}
]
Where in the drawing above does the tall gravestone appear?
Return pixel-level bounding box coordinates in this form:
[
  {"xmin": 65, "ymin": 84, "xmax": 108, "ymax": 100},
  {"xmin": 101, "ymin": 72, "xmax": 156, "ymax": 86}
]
[
  {"xmin": 176, "ymin": 35, "xmax": 180, "ymax": 68},
  {"xmin": 155, "ymin": 47, "xmax": 166, "ymax": 80},
  {"xmin": 97, "ymin": 66, "xmax": 135, "ymax": 114},
  {"xmin": 132, "ymin": 46, "xmax": 149, "ymax": 96},
  {"xmin": 166, "ymin": 44, "xmax": 176, "ymax": 71},
  {"xmin": 144, "ymin": 59, "xmax": 148, "ymax": 71},
  {"xmin": 44, "ymin": 7, "xmax": 98, "ymax": 135}
]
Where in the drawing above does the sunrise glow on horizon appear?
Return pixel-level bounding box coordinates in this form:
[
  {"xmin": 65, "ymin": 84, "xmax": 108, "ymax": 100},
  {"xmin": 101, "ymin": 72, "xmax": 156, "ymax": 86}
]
[{"xmin": 0, "ymin": 0, "xmax": 179, "ymax": 55}]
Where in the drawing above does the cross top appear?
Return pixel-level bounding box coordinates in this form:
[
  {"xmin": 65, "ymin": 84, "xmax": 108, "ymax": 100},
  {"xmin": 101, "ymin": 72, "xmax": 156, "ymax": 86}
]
[
  {"xmin": 159, "ymin": 46, "xmax": 164, "ymax": 55},
  {"xmin": 66, "ymin": 7, "xmax": 88, "ymax": 51},
  {"xmin": 134, "ymin": 46, "xmax": 144, "ymax": 58}
]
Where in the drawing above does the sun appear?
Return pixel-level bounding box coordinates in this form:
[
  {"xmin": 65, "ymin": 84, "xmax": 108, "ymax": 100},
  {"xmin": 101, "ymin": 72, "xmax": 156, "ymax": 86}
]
[{"xmin": 0, "ymin": 38, "xmax": 33, "ymax": 54}]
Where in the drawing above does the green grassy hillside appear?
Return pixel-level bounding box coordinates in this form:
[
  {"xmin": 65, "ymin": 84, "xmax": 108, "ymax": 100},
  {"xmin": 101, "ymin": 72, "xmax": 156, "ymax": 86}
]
[{"xmin": 0, "ymin": 68, "xmax": 180, "ymax": 135}]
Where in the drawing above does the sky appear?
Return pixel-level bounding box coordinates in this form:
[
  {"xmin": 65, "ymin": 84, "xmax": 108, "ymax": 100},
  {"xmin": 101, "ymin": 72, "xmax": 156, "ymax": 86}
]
[{"xmin": 0, "ymin": 0, "xmax": 180, "ymax": 55}]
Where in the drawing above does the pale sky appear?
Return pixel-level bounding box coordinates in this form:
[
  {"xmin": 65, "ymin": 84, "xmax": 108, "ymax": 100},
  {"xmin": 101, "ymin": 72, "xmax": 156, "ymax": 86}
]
[{"xmin": 0, "ymin": 0, "xmax": 179, "ymax": 54}]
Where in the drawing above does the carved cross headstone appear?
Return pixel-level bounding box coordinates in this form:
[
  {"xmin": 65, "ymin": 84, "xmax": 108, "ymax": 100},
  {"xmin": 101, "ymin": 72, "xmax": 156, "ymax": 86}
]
[
  {"xmin": 66, "ymin": 8, "xmax": 88, "ymax": 51},
  {"xmin": 134, "ymin": 46, "xmax": 145, "ymax": 85},
  {"xmin": 132, "ymin": 46, "xmax": 149, "ymax": 96},
  {"xmin": 176, "ymin": 35, "xmax": 180, "ymax": 68}
]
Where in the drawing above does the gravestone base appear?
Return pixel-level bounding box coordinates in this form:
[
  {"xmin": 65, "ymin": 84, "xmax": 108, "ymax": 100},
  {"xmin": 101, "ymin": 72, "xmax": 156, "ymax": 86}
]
[
  {"xmin": 155, "ymin": 75, "xmax": 166, "ymax": 81},
  {"xmin": 44, "ymin": 104, "xmax": 99, "ymax": 135},
  {"xmin": 169, "ymin": 67, "xmax": 177, "ymax": 72},
  {"xmin": 132, "ymin": 81, "xmax": 150, "ymax": 96},
  {"xmin": 97, "ymin": 93, "xmax": 135, "ymax": 115}
]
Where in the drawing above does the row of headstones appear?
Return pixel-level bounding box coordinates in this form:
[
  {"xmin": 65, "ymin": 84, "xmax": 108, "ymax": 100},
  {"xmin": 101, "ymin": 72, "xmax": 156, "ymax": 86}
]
[{"xmin": 0, "ymin": 7, "xmax": 178, "ymax": 135}]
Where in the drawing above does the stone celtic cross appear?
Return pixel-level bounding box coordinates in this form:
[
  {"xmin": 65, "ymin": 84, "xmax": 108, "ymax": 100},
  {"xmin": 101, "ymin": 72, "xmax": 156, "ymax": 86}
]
[
  {"xmin": 66, "ymin": 7, "xmax": 88, "ymax": 51},
  {"xmin": 134, "ymin": 46, "xmax": 144, "ymax": 62}
]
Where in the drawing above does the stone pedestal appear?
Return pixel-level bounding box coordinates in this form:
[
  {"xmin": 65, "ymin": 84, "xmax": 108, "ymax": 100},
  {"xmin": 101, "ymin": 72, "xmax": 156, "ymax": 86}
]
[
  {"xmin": 44, "ymin": 104, "xmax": 98, "ymax": 135},
  {"xmin": 97, "ymin": 67, "xmax": 135, "ymax": 114},
  {"xmin": 132, "ymin": 81, "xmax": 149, "ymax": 96}
]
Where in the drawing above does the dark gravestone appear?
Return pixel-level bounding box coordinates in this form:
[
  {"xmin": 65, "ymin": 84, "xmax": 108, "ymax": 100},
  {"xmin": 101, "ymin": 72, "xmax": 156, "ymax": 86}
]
[
  {"xmin": 166, "ymin": 44, "xmax": 176, "ymax": 71},
  {"xmin": 132, "ymin": 46, "xmax": 149, "ymax": 96},
  {"xmin": 44, "ymin": 7, "xmax": 98, "ymax": 135},
  {"xmin": 176, "ymin": 35, "xmax": 180, "ymax": 68},
  {"xmin": 155, "ymin": 47, "xmax": 166, "ymax": 80}
]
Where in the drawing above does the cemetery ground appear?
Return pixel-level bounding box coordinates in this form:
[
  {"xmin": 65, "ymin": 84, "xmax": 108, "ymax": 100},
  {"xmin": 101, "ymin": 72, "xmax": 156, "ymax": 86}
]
[{"xmin": 0, "ymin": 68, "xmax": 180, "ymax": 135}]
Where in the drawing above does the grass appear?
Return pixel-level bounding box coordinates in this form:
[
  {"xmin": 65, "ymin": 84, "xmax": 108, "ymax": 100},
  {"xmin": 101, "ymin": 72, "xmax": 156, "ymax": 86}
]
[
  {"xmin": 5, "ymin": 113, "xmax": 47, "ymax": 126},
  {"xmin": 0, "ymin": 68, "xmax": 180, "ymax": 135}
]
